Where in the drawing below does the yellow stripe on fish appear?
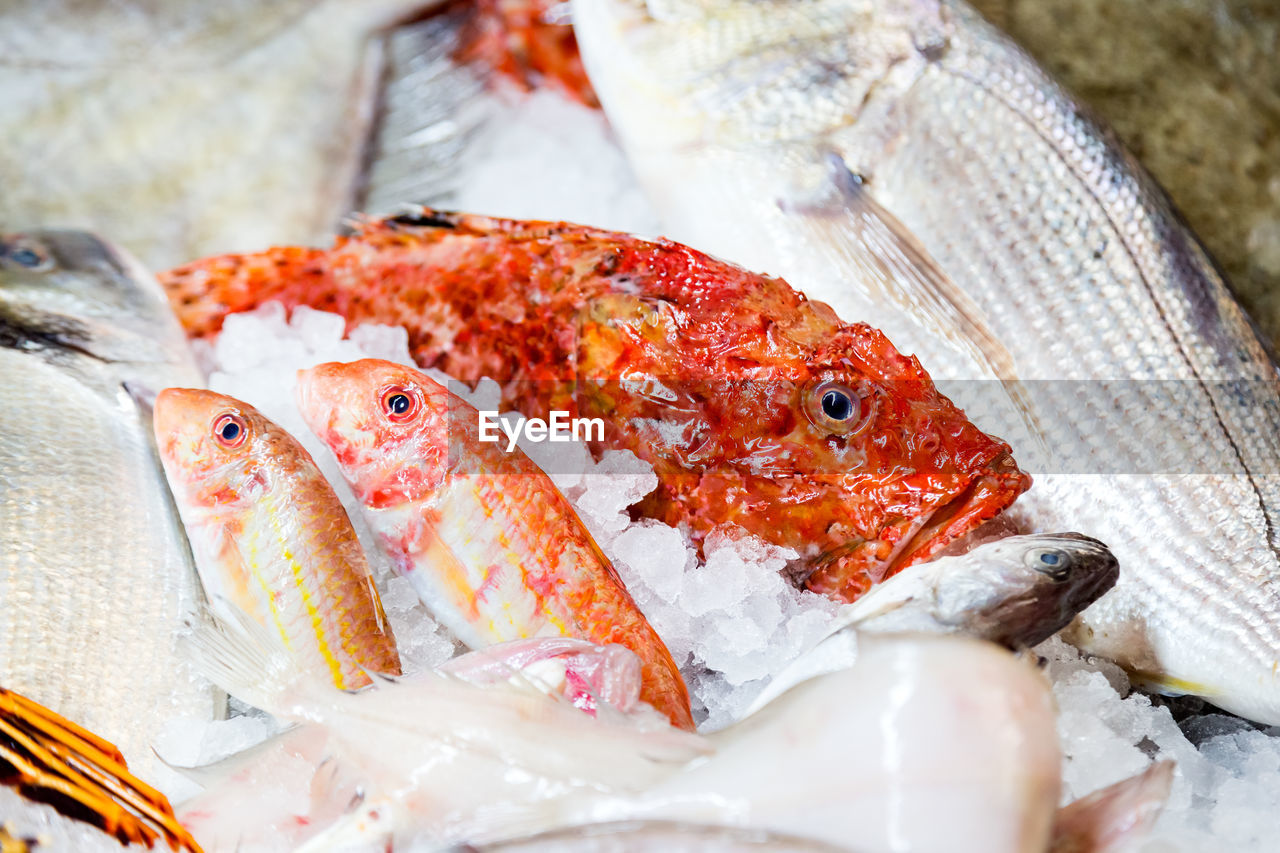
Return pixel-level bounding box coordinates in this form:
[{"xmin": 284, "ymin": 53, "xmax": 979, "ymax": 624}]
[
  {"xmin": 154, "ymin": 388, "xmax": 402, "ymax": 690},
  {"xmin": 296, "ymin": 359, "xmax": 695, "ymax": 730}
]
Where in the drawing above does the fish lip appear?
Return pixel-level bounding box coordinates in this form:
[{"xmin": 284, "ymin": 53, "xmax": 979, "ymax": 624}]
[{"xmin": 880, "ymin": 451, "xmax": 1031, "ymax": 578}]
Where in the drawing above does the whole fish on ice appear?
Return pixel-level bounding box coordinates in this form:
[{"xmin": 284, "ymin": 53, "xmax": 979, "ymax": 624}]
[
  {"xmin": 570, "ymin": 0, "xmax": 1280, "ymax": 724},
  {"xmin": 843, "ymin": 532, "xmax": 1119, "ymax": 648},
  {"xmin": 163, "ymin": 212, "xmax": 1031, "ymax": 601},
  {"xmin": 0, "ymin": 230, "xmax": 218, "ymax": 783},
  {"xmin": 750, "ymin": 531, "xmax": 1118, "ymax": 712},
  {"xmin": 184, "ymin": 612, "xmax": 1081, "ymax": 853},
  {"xmin": 154, "ymin": 388, "xmax": 402, "ymax": 690},
  {"xmin": 296, "ymin": 358, "xmax": 695, "ymax": 729}
]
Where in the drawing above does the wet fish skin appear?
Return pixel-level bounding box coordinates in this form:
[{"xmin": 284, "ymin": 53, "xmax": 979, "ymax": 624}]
[
  {"xmin": 0, "ymin": 229, "xmax": 217, "ymax": 784},
  {"xmin": 626, "ymin": 633, "xmax": 1063, "ymax": 853},
  {"xmin": 0, "ymin": 0, "xmax": 441, "ymax": 272},
  {"xmin": 747, "ymin": 531, "xmax": 1118, "ymax": 715},
  {"xmin": 153, "ymin": 388, "xmax": 402, "ymax": 691},
  {"xmin": 571, "ymin": 0, "xmax": 1280, "ymax": 724},
  {"xmin": 162, "ymin": 211, "xmax": 1030, "ymax": 601},
  {"xmin": 843, "ymin": 532, "xmax": 1119, "ymax": 648},
  {"xmin": 184, "ymin": 614, "xmax": 710, "ymax": 849},
  {"xmin": 295, "ymin": 357, "xmax": 695, "ymax": 730}
]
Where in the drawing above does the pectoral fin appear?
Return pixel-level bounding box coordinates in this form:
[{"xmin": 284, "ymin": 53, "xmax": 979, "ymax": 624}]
[
  {"xmin": 784, "ymin": 153, "xmax": 1044, "ymax": 446},
  {"xmin": 1051, "ymin": 760, "xmax": 1174, "ymax": 853}
]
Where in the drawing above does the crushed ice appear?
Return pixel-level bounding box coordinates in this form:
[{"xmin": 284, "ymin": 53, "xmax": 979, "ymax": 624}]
[{"xmin": 179, "ymin": 304, "xmax": 1280, "ymax": 851}]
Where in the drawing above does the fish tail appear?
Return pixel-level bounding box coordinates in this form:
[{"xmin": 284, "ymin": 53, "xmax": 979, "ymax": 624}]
[
  {"xmin": 158, "ymin": 246, "xmax": 331, "ymax": 338},
  {"xmin": 181, "ymin": 608, "xmax": 332, "ymax": 721},
  {"xmin": 0, "ymin": 687, "xmax": 200, "ymax": 850}
]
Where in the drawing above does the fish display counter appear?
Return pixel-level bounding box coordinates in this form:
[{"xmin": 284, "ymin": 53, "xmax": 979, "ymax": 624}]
[{"xmin": 1, "ymin": 0, "xmax": 1278, "ymax": 851}]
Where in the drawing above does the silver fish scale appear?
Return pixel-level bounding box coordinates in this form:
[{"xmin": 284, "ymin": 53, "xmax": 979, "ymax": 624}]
[
  {"xmin": 0, "ymin": 351, "xmax": 215, "ymax": 781},
  {"xmin": 836, "ymin": 2, "xmax": 1280, "ymax": 714},
  {"xmin": 575, "ymin": 0, "xmax": 1280, "ymax": 719}
]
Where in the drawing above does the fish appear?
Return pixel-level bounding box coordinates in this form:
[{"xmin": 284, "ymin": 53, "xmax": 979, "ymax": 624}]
[
  {"xmin": 161, "ymin": 211, "xmax": 1031, "ymax": 602},
  {"xmin": 176, "ymin": 638, "xmax": 669, "ymax": 851},
  {"xmin": 748, "ymin": 532, "xmax": 1120, "ymax": 714},
  {"xmin": 153, "ymin": 388, "xmax": 402, "ymax": 691},
  {"xmin": 0, "ymin": 229, "xmax": 218, "ymax": 783},
  {"xmin": 597, "ymin": 632, "xmax": 1064, "ymax": 853},
  {"xmin": 185, "ymin": 613, "xmax": 1061, "ymax": 853},
  {"xmin": 295, "ymin": 358, "xmax": 695, "ymax": 730},
  {"xmin": 839, "ymin": 532, "xmax": 1119, "ymax": 648},
  {"xmin": 184, "ymin": 613, "xmax": 710, "ymax": 850},
  {"xmin": 569, "ymin": 0, "xmax": 1280, "ymax": 724},
  {"xmin": 0, "ymin": 0, "xmax": 464, "ymax": 272},
  {"xmin": 0, "ymin": 685, "xmax": 200, "ymax": 851}
]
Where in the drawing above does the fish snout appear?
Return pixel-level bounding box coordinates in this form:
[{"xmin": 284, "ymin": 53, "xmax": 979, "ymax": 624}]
[
  {"xmin": 294, "ymin": 362, "xmax": 353, "ymax": 434},
  {"xmin": 1035, "ymin": 533, "xmax": 1120, "ymax": 612}
]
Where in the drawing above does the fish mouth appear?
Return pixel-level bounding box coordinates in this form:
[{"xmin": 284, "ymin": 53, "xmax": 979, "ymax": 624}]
[
  {"xmin": 805, "ymin": 451, "xmax": 1031, "ymax": 602},
  {"xmin": 883, "ymin": 451, "xmax": 1031, "ymax": 577}
]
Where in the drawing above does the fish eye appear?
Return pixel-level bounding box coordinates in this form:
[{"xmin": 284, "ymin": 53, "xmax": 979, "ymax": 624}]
[
  {"xmin": 822, "ymin": 389, "xmax": 854, "ymax": 421},
  {"xmin": 380, "ymin": 385, "xmax": 419, "ymax": 423},
  {"xmin": 0, "ymin": 236, "xmax": 53, "ymax": 271},
  {"xmin": 213, "ymin": 413, "xmax": 248, "ymax": 448},
  {"xmin": 1026, "ymin": 548, "xmax": 1071, "ymax": 579},
  {"xmin": 804, "ymin": 380, "xmax": 873, "ymax": 436}
]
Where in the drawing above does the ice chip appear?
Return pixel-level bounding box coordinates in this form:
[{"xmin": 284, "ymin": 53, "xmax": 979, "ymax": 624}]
[
  {"xmin": 290, "ymin": 305, "xmax": 347, "ymax": 350},
  {"xmin": 349, "ymin": 323, "xmax": 414, "ymax": 363}
]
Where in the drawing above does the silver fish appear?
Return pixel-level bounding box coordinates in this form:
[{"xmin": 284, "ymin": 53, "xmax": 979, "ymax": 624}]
[
  {"xmin": 572, "ymin": 0, "xmax": 1280, "ymax": 723},
  {"xmin": 0, "ymin": 229, "xmax": 218, "ymax": 783},
  {"xmin": 748, "ymin": 532, "xmax": 1117, "ymax": 714},
  {"xmin": 0, "ymin": 0, "xmax": 445, "ymax": 271},
  {"xmin": 837, "ymin": 532, "xmax": 1118, "ymax": 648}
]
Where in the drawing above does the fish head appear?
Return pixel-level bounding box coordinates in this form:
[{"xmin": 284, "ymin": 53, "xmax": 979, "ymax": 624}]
[
  {"xmin": 572, "ymin": 0, "xmax": 943, "ymax": 155},
  {"xmin": 922, "ymin": 533, "xmax": 1120, "ymax": 647},
  {"xmin": 781, "ymin": 322, "xmax": 1031, "ymax": 598},
  {"xmin": 296, "ymin": 359, "xmax": 452, "ymax": 509},
  {"xmin": 153, "ymin": 388, "xmax": 296, "ymax": 509},
  {"xmin": 0, "ymin": 229, "xmax": 189, "ymax": 364},
  {"xmin": 584, "ymin": 275, "xmax": 1030, "ymax": 599}
]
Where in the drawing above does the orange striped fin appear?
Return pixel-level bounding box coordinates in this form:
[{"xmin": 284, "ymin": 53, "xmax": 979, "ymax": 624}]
[{"xmin": 0, "ymin": 687, "xmax": 201, "ymax": 851}]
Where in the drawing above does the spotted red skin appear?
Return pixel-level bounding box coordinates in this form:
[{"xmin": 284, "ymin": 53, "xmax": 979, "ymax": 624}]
[
  {"xmin": 161, "ymin": 211, "xmax": 1031, "ymax": 603},
  {"xmin": 460, "ymin": 0, "xmax": 598, "ymax": 107}
]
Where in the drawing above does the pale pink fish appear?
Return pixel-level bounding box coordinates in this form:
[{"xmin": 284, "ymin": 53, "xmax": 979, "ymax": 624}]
[
  {"xmin": 295, "ymin": 358, "xmax": 694, "ymax": 730},
  {"xmin": 155, "ymin": 388, "xmax": 401, "ymax": 690}
]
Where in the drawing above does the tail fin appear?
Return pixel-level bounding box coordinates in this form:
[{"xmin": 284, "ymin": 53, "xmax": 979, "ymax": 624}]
[
  {"xmin": 0, "ymin": 686, "xmax": 200, "ymax": 851},
  {"xmin": 158, "ymin": 246, "xmax": 330, "ymax": 339},
  {"xmin": 181, "ymin": 607, "xmax": 328, "ymax": 720},
  {"xmin": 1051, "ymin": 760, "xmax": 1175, "ymax": 853}
]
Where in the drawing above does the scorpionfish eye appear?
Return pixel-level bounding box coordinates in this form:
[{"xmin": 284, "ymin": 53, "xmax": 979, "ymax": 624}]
[{"xmin": 804, "ymin": 380, "xmax": 873, "ymax": 436}]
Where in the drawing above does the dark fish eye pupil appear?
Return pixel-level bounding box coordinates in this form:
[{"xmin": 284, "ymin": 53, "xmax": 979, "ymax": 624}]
[
  {"xmin": 220, "ymin": 422, "xmax": 240, "ymax": 441},
  {"xmin": 388, "ymin": 393, "xmax": 410, "ymax": 415},
  {"xmin": 1040, "ymin": 551, "xmax": 1061, "ymax": 566},
  {"xmin": 10, "ymin": 248, "xmax": 42, "ymax": 268},
  {"xmin": 821, "ymin": 389, "xmax": 854, "ymax": 421}
]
